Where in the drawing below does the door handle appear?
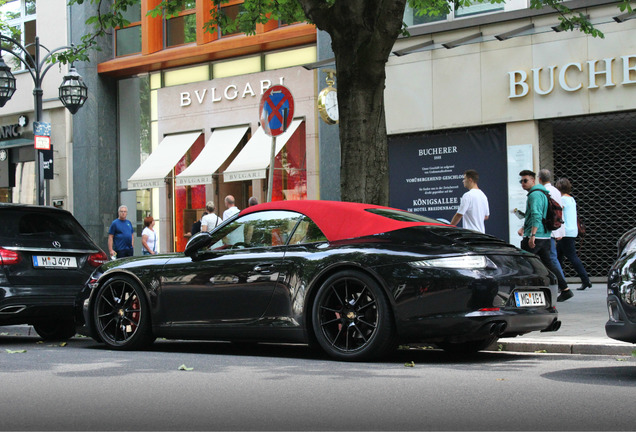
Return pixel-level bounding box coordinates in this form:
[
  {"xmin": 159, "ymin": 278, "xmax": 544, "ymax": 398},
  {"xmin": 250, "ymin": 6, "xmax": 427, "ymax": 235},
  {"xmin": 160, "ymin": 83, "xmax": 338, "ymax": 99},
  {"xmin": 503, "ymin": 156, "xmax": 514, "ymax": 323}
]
[{"xmin": 253, "ymin": 264, "xmax": 274, "ymax": 274}]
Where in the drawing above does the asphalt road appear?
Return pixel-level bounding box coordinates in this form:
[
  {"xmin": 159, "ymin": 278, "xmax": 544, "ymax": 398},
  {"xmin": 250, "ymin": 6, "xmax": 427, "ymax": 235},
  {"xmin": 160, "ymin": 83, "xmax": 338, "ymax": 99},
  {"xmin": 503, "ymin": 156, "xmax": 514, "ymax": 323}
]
[{"xmin": 1, "ymin": 334, "xmax": 635, "ymax": 431}]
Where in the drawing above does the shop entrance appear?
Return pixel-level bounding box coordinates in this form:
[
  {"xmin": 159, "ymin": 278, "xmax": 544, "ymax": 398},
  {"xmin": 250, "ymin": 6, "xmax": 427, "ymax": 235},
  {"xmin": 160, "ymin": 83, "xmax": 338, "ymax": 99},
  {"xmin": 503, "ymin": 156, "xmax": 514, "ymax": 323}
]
[{"xmin": 539, "ymin": 111, "xmax": 636, "ymax": 278}]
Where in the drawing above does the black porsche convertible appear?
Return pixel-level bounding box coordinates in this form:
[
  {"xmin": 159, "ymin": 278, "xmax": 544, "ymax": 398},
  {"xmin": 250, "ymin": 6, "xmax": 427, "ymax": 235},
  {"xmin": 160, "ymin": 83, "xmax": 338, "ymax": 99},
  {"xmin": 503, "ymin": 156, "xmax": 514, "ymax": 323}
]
[{"xmin": 78, "ymin": 200, "xmax": 560, "ymax": 361}]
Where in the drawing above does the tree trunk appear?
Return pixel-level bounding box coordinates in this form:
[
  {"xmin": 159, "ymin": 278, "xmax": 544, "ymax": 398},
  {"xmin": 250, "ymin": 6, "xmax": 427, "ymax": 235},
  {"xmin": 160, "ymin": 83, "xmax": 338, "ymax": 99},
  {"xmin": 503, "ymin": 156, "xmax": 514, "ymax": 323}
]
[{"xmin": 300, "ymin": 0, "xmax": 407, "ymax": 205}]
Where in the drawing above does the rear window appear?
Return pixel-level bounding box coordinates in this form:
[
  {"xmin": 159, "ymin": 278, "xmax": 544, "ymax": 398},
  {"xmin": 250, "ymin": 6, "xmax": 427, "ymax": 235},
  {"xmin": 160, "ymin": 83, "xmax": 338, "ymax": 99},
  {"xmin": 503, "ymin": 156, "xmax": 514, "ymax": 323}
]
[
  {"xmin": 0, "ymin": 209, "xmax": 94, "ymax": 244},
  {"xmin": 365, "ymin": 208, "xmax": 440, "ymax": 224}
]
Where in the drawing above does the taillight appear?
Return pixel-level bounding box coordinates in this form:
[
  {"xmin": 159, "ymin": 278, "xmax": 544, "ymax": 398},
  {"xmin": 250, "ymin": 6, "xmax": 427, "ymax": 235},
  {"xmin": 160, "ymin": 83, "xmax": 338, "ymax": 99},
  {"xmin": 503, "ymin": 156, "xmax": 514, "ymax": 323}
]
[
  {"xmin": 0, "ymin": 247, "xmax": 20, "ymax": 265},
  {"xmin": 88, "ymin": 251, "xmax": 109, "ymax": 267}
]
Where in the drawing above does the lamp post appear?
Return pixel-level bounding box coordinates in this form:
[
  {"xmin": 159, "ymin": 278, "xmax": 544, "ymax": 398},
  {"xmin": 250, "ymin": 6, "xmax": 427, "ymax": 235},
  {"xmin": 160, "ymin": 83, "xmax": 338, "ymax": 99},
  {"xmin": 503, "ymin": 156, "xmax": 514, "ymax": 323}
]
[{"xmin": 0, "ymin": 35, "xmax": 87, "ymax": 205}]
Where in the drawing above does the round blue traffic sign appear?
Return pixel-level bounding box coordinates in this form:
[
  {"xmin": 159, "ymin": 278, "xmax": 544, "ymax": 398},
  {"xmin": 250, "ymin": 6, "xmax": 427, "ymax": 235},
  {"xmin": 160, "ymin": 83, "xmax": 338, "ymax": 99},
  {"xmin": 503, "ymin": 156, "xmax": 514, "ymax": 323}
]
[{"xmin": 260, "ymin": 85, "xmax": 295, "ymax": 137}]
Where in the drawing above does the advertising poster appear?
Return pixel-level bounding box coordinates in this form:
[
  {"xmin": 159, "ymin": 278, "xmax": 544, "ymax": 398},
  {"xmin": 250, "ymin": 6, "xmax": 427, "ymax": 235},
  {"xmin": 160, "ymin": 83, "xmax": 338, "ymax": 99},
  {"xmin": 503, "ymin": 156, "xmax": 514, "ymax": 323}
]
[
  {"xmin": 389, "ymin": 127, "xmax": 509, "ymax": 241},
  {"xmin": 507, "ymin": 144, "xmax": 533, "ymax": 247}
]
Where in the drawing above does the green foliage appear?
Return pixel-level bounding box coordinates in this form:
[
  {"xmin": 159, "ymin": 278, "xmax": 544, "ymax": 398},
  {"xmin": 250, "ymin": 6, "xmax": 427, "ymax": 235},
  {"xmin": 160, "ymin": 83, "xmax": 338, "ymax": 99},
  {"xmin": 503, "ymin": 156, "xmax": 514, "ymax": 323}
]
[{"xmin": 44, "ymin": 0, "xmax": 631, "ymax": 65}]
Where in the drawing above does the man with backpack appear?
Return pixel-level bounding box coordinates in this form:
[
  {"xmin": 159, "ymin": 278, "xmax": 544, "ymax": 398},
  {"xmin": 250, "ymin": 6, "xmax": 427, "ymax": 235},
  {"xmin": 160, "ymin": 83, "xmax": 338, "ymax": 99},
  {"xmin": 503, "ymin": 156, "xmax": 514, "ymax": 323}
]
[
  {"xmin": 538, "ymin": 169, "xmax": 567, "ymax": 281},
  {"xmin": 517, "ymin": 169, "xmax": 573, "ymax": 302}
]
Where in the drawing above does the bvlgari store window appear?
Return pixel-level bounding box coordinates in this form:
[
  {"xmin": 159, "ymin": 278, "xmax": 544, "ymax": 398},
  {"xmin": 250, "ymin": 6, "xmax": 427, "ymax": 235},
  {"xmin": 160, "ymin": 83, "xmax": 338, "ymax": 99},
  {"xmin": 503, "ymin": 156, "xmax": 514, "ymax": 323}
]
[{"xmin": 119, "ymin": 65, "xmax": 317, "ymax": 253}]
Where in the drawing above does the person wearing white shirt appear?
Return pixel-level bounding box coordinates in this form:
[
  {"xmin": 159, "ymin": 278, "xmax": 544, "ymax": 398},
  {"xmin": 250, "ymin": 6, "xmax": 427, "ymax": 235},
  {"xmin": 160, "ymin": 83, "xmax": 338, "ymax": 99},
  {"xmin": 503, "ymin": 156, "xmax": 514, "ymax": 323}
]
[
  {"xmin": 141, "ymin": 216, "xmax": 157, "ymax": 255},
  {"xmin": 538, "ymin": 169, "xmax": 566, "ymax": 280},
  {"xmin": 450, "ymin": 169, "xmax": 490, "ymax": 233},
  {"xmin": 201, "ymin": 201, "xmax": 222, "ymax": 232},
  {"xmin": 222, "ymin": 195, "xmax": 240, "ymax": 221}
]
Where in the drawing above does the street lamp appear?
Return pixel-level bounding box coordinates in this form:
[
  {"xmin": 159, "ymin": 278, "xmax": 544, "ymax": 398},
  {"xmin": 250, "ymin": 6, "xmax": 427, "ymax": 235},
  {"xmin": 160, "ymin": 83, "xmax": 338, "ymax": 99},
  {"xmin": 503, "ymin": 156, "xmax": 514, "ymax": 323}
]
[{"xmin": 0, "ymin": 35, "xmax": 88, "ymax": 205}]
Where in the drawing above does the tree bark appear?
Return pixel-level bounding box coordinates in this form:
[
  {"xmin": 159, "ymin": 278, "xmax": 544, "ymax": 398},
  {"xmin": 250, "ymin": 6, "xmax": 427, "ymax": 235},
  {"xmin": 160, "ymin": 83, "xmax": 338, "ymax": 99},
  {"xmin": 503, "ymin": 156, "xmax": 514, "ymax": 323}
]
[{"xmin": 300, "ymin": 0, "xmax": 407, "ymax": 205}]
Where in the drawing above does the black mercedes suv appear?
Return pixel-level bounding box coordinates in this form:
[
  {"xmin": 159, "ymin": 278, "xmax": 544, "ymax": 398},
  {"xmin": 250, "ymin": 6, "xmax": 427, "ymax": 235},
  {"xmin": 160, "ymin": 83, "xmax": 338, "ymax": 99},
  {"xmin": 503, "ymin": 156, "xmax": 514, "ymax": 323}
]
[{"xmin": 0, "ymin": 203, "xmax": 108, "ymax": 340}]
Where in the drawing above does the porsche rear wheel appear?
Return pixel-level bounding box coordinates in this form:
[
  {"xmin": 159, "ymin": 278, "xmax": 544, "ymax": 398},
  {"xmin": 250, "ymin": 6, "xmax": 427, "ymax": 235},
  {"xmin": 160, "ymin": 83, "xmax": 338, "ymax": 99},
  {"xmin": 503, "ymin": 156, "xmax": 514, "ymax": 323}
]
[
  {"xmin": 312, "ymin": 270, "xmax": 395, "ymax": 361},
  {"xmin": 93, "ymin": 276, "xmax": 154, "ymax": 350}
]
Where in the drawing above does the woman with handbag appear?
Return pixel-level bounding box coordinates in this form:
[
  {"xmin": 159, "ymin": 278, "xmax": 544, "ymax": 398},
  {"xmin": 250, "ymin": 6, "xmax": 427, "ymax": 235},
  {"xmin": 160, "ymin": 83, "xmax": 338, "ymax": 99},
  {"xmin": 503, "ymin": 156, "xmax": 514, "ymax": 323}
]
[{"xmin": 555, "ymin": 178, "xmax": 592, "ymax": 290}]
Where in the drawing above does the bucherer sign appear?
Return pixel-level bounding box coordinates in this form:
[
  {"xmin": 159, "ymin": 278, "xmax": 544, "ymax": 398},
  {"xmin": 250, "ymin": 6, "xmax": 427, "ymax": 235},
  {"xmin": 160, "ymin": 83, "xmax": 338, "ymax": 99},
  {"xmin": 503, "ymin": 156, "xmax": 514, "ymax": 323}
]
[{"xmin": 508, "ymin": 54, "xmax": 636, "ymax": 98}]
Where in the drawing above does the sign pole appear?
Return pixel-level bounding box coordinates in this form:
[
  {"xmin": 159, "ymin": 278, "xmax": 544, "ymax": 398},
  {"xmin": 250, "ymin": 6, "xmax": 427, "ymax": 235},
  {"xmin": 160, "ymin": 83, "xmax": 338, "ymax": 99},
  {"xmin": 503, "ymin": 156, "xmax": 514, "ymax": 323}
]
[{"xmin": 267, "ymin": 135, "xmax": 276, "ymax": 202}]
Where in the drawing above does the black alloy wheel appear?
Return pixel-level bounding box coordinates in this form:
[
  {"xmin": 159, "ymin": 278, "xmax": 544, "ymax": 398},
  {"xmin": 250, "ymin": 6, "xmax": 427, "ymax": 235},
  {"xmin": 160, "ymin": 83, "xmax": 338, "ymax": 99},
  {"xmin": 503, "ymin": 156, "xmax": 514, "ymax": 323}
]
[
  {"xmin": 312, "ymin": 270, "xmax": 395, "ymax": 361},
  {"xmin": 93, "ymin": 276, "xmax": 154, "ymax": 350},
  {"xmin": 33, "ymin": 319, "xmax": 77, "ymax": 341}
]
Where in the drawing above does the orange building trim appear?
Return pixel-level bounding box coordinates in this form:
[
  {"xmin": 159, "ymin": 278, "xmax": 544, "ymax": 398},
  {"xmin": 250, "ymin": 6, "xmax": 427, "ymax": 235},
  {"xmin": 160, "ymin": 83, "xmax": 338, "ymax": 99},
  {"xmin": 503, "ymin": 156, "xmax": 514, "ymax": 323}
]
[
  {"xmin": 142, "ymin": 0, "xmax": 163, "ymax": 55},
  {"xmin": 99, "ymin": 23, "xmax": 316, "ymax": 78}
]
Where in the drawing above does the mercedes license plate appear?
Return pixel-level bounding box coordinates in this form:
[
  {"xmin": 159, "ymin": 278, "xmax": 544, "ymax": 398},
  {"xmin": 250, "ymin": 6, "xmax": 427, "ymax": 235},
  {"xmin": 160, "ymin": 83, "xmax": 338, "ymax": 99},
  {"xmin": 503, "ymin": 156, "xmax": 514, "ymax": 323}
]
[
  {"xmin": 514, "ymin": 291, "xmax": 546, "ymax": 307},
  {"xmin": 32, "ymin": 255, "xmax": 77, "ymax": 269}
]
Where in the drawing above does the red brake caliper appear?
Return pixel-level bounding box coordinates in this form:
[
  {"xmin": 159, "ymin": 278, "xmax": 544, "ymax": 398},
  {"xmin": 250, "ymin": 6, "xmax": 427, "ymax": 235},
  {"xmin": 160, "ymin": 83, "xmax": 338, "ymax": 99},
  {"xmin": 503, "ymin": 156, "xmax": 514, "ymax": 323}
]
[{"xmin": 130, "ymin": 297, "xmax": 140, "ymax": 330}]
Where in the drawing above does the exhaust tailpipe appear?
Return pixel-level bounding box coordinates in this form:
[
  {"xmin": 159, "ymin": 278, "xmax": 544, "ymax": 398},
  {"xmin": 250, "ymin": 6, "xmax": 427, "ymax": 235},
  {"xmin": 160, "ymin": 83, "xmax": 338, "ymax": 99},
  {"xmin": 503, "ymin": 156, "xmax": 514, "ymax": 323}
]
[
  {"xmin": 541, "ymin": 320, "xmax": 562, "ymax": 332},
  {"xmin": 0, "ymin": 305, "xmax": 26, "ymax": 314}
]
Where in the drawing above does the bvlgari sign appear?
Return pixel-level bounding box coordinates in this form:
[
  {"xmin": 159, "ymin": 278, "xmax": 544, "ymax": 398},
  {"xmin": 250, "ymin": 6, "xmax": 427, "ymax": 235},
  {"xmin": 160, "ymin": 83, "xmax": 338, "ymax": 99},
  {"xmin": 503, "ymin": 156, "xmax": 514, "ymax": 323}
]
[
  {"xmin": 508, "ymin": 54, "xmax": 636, "ymax": 98},
  {"xmin": 180, "ymin": 77, "xmax": 285, "ymax": 106}
]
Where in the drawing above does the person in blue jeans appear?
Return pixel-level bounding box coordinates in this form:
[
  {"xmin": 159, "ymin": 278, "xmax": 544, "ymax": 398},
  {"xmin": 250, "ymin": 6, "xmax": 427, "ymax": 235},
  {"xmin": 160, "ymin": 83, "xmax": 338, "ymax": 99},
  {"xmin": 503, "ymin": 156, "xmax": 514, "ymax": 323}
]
[
  {"xmin": 555, "ymin": 177, "xmax": 592, "ymax": 291},
  {"xmin": 108, "ymin": 205, "xmax": 134, "ymax": 259},
  {"xmin": 517, "ymin": 170, "xmax": 572, "ymax": 302}
]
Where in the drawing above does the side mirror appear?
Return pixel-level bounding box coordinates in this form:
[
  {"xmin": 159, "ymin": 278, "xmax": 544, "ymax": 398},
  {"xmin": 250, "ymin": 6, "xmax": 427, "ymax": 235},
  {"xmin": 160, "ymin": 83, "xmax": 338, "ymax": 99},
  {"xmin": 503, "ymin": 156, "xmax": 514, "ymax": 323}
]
[{"xmin": 184, "ymin": 231, "xmax": 213, "ymax": 258}]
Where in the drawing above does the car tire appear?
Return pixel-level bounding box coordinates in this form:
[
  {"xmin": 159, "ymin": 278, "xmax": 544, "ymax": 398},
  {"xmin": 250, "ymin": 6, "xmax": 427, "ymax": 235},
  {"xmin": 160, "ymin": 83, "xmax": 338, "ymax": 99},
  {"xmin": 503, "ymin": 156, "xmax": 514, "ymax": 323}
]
[
  {"xmin": 312, "ymin": 270, "xmax": 395, "ymax": 361},
  {"xmin": 437, "ymin": 336, "xmax": 498, "ymax": 355},
  {"xmin": 93, "ymin": 276, "xmax": 155, "ymax": 350},
  {"xmin": 33, "ymin": 319, "xmax": 76, "ymax": 341}
]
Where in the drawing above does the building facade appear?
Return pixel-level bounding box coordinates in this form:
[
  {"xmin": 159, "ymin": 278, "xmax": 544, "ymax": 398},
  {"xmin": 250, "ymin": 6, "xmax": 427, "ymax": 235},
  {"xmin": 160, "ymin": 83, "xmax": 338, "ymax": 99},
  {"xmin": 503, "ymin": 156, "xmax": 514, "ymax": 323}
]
[
  {"xmin": 380, "ymin": 0, "xmax": 636, "ymax": 277},
  {"xmin": 0, "ymin": 0, "xmax": 75, "ymax": 209},
  {"xmin": 69, "ymin": 0, "xmax": 318, "ymax": 254},
  {"xmin": 61, "ymin": 0, "xmax": 633, "ymax": 277}
]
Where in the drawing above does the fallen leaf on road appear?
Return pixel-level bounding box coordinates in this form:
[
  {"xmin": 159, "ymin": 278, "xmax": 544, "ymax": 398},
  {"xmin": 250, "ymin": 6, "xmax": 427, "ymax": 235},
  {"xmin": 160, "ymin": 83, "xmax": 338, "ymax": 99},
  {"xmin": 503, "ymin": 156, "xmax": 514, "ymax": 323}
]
[
  {"xmin": 178, "ymin": 364, "xmax": 194, "ymax": 371},
  {"xmin": 59, "ymin": 342, "xmax": 67, "ymax": 347},
  {"xmin": 36, "ymin": 341, "xmax": 43, "ymax": 344},
  {"xmin": 496, "ymin": 378, "xmax": 505, "ymax": 381},
  {"xmin": 632, "ymin": 350, "xmax": 636, "ymax": 357},
  {"xmin": 534, "ymin": 350, "xmax": 547, "ymax": 353},
  {"xmin": 0, "ymin": 332, "xmax": 8, "ymax": 336},
  {"xmin": 5, "ymin": 349, "xmax": 26, "ymax": 354},
  {"xmin": 498, "ymin": 344, "xmax": 503, "ymax": 351},
  {"xmin": 616, "ymin": 358, "xmax": 627, "ymax": 361},
  {"xmin": 404, "ymin": 361, "xmax": 415, "ymax": 367}
]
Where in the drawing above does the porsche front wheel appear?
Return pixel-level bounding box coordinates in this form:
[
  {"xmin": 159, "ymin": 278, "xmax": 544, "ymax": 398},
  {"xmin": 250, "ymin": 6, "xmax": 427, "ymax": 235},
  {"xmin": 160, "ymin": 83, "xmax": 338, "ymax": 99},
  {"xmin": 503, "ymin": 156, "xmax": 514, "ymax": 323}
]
[
  {"xmin": 312, "ymin": 270, "xmax": 395, "ymax": 361},
  {"xmin": 93, "ymin": 276, "xmax": 154, "ymax": 350}
]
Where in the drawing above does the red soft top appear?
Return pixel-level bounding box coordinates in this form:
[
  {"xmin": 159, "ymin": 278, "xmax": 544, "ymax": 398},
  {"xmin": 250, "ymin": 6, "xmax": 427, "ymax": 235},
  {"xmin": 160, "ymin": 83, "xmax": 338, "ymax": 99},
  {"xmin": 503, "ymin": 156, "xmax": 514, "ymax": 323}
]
[{"xmin": 238, "ymin": 200, "xmax": 443, "ymax": 242}]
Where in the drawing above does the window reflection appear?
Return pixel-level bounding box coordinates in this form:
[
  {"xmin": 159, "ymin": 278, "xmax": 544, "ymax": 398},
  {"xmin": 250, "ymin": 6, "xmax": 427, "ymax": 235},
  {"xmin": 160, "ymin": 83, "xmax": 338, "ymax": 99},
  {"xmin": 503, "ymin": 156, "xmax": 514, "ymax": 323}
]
[{"xmin": 209, "ymin": 211, "xmax": 302, "ymax": 250}]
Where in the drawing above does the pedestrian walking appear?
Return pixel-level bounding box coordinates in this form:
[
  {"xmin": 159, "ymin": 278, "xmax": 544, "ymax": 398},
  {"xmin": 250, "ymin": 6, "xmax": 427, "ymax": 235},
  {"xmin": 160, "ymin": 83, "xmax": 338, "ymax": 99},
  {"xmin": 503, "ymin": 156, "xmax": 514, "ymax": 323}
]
[
  {"xmin": 141, "ymin": 216, "xmax": 157, "ymax": 255},
  {"xmin": 555, "ymin": 177, "xmax": 592, "ymax": 290},
  {"xmin": 450, "ymin": 169, "xmax": 490, "ymax": 233},
  {"xmin": 538, "ymin": 169, "xmax": 567, "ymax": 281},
  {"xmin": 108, "ymin": 205, "xmax": 134, "ymax": 259},
  {"xmin": 517, "ymin": 170, "xmax": 573, "ymax": 302},
  {"xmin": 201, "ymin": 202, "xmax": 222, "ymax": 232}
]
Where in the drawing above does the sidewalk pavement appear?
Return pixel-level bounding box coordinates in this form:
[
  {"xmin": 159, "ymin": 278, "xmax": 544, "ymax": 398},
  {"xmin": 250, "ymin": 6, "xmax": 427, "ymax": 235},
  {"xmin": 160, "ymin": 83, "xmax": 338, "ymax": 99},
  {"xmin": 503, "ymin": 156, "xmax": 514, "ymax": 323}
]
[
  {"xmin": 497, "ymin": 282, "xmax": 635, "ymax": 356},
  {"xmin": 2, "ymin": 283, "xmax": 634, "ymax": 356}
]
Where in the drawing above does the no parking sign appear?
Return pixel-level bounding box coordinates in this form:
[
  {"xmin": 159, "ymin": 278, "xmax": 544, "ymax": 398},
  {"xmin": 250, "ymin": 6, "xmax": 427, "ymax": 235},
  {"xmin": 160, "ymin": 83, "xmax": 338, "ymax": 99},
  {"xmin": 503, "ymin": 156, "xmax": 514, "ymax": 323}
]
[{"xmin": 260, "ymin": 85, "xmax": 294, "ymax": 137}]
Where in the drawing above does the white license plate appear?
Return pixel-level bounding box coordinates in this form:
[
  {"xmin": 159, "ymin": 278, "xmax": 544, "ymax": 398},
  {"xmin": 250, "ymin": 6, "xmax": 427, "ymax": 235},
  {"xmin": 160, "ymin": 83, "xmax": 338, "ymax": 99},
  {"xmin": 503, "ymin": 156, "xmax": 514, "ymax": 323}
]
[
  {"xmin": 514, "ymin": 291, "xmax": 546, "ymax": 307},
  {"xmin": 32, "ymin": 255, "xmax": 77, "ymax": 269}
]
